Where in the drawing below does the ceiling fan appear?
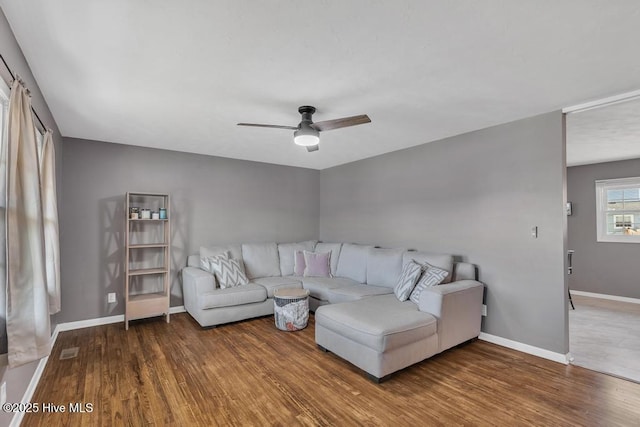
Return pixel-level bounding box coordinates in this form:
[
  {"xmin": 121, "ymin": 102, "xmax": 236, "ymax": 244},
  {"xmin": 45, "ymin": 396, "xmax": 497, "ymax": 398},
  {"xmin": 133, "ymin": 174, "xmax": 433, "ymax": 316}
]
[{"xmin": 237, "ymin": 106, "xmax": 371, "ymax": 152}]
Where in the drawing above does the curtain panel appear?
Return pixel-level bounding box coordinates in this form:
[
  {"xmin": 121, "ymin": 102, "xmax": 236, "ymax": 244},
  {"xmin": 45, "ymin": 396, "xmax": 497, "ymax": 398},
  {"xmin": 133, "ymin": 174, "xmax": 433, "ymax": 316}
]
[
  {"xmin": 5, "ymin": 79, "xmax": 51, "ymax": 367},
  {"xmin": 40, "ymin": 130, "xmax": 61, "ymax": 314}
]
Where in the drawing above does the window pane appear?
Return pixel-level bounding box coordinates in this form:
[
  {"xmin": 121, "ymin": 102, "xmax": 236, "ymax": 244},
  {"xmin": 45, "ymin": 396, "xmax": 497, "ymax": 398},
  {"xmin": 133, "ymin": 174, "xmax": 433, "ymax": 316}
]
[
  {"xmin": 597, "ymin": 178, "xmax": 640, "ymax": 242},
  {"xmin": 608, "ymin": 189, "xmax": 624, "ymax": 202}
]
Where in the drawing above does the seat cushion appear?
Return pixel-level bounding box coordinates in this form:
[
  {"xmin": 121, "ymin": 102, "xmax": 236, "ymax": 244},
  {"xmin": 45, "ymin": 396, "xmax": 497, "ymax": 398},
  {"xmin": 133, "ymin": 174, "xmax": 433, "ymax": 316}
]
[
  {"xmin": 366, "ymin": 247, "xmax": 405, "ymax": 288},
  {"xmin": 335, "ymin": 243, "xmax": 373, "ymax": 283},
  {"xmin": 327, "ymin": 284, "xmax": 393, "ymax": 304},
  {"xmin": 199, "ymin": 283, "xmax": 267, "ymax": 309},
  {"xmin": 403, "ymin": 251, "xmax": 454, "ymax": 284},
  {"xmin": 315, "ymin": 294, "xmax": 437, "ymax": 353},
  {"xmin": 242, "ymin": 243, "xmax": 281, "ymax": 279},
  {"xmin": 301, "ymin": 277, "xmax": 360, "ymax": 301},
  {"xmin": 252, "ymin": 276, "xmax": 303, "ymax": 298}
]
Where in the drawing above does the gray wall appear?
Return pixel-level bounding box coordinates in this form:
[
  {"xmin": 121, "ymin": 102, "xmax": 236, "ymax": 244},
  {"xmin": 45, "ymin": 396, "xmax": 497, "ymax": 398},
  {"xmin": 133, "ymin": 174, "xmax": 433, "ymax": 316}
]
[
  {"xmin": 57, "ymin": 138, "xmax": 320, "ymax": 323},
  {"xmin": 568, "ymin": 158, "xmax": 640, "ymax": 299},
  {"xmin": 320, "ymin": 112, "xmax": 568, "ymax": 353},
  {"xmin": 0, "ymin": 6, "xmax": 64, "ymax": 426}
]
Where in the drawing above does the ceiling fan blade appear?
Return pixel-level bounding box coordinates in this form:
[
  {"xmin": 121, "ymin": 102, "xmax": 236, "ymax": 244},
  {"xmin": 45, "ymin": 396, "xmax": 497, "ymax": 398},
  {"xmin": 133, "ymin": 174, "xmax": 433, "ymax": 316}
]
[
  {"xmin": 237, "ymin": 123, "xmax": 299, "ymax": 130},
  {"xmin": 311, "ymin": 114, "xmax": 371, "ymax": 132},
  {"xmin": 306, "ymin": 144, "xmax": 319, "ymax": 152}
]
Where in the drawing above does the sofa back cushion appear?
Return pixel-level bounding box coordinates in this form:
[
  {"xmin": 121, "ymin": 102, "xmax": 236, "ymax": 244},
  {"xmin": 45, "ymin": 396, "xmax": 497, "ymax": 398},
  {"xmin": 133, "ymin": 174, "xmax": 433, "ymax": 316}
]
[
  {"xmin": 335, "ymin": 243, "xmax": 372, "ymax": 283},
  {"xmin": 277, "ymin": 240, "xmax": 317, "ymax": 276},
  {"xmin": 315, "ymin": 243, "xmax": 342, "ymax": 276},
  {"xmin": 453, "ymin": 262, "xmax": 476, "ymax": 281},
  {"xmin": 187, "ymin": 254, "xmax": 201, "ymax": 268},
  {"xmin": 402, "ymin": 251, "xmax": 454, "ymax": 284},
  {"xmin": 366, "ymin": 247, "xmax": 405, "ymax": 288},
  {"xmin": 242, "ymin": 243, "xmax": 281, "ymax": 279}
]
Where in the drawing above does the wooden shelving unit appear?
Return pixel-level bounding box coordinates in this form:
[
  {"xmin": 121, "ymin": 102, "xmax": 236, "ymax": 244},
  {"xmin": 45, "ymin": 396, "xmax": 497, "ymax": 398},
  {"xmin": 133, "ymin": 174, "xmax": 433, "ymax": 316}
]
[{"xmin": 125, "ymin": 192, "xmax": 171, "ymax": 330}]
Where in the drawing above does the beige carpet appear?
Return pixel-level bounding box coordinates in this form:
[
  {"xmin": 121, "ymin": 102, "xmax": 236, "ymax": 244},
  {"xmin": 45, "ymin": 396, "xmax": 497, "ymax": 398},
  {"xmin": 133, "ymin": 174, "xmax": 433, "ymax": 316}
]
[{"xmin": 569, "ymin": 294, "xmax": 640, "ymax": 383}]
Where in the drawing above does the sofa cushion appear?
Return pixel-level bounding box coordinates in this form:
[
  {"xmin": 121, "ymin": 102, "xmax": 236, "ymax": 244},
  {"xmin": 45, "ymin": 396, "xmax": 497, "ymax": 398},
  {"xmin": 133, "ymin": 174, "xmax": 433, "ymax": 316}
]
[
  {"xmin": 301, "ymin": 277, "xmax": 360, "ymax": 301},
  {"xmin": 201, "ymin": 244, "xmax": 245, "ymax": 274},
  {"xmin": 403, "ymin": 251, "xmax": 454, "ymax": 284},
  {"xmin": 208, "ymin": 253, "xmax": 249, "ymax": 289},
  {"xmin": 335, "ymin": 243, "xmax": 372, "ymax": 283},
  {"xmin": 242, "ymin": 243, "xmax": 281, "ymax": 279},
  {"xmin": 366, "ymin": 247, "xmax": 404, "ymax": 288},
  {"xmin": 315, "ymin": 243, "xmax": 342, "ymax": 276},
  {"xmin": 252, "ymin": 277, "xmax": 303, "ymax": 298},
  {"xmin": 277, "ymin": 240, "xmax": 317, "ymax": 276},
  {"xmin": 303, "ymin": 251, "xmax": 332, "ymax": 278},
  {"xmin": 315, "ymin": 294, "xmax": 437, "ymax": 353},
  {"xmin": 394, "ymin": 260, "xmax": 423, "ymax": 301},
  {"xmin": 409, "ymin": 264, "xmax": 450, "ymax": 304},
  {"xmin": 293, "ymin": 250, "xmax": 305, "ymax": 276},
  {"xmin": 199, "ymin": 283, "xmax": 267, "ymax": 309},
  {"xmin": 327, "ymin": 284, "xmax": 393, "ymax": 304}
]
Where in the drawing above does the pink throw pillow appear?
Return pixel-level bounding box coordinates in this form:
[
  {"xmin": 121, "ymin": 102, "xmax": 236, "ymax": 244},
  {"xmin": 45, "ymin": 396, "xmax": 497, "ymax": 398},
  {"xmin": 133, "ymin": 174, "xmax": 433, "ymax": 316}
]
[{"xmin": 303, "ymin": 251, "xmax": 332, "ymax": 278}]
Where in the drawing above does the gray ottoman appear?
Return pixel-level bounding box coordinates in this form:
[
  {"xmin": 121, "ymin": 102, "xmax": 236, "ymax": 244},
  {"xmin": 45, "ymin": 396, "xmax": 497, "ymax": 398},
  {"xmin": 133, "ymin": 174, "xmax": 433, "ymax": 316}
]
[{"xmin": 315, "ymin": 294, "xmax": 439, "ymax": 382}]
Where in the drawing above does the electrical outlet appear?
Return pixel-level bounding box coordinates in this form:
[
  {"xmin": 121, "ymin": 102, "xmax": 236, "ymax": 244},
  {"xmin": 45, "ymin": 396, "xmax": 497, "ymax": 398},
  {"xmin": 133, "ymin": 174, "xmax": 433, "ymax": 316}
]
[
  {"xmin": 1, "ymin": 381, "xmax": 6, "ymax": 405},
  {"xmin": 107, "ymin": 293, "xmax": 116, "ymax": 303},
  {"xmin": 482, "ymin": 304, "xmax": 487, "ymax": 317}
]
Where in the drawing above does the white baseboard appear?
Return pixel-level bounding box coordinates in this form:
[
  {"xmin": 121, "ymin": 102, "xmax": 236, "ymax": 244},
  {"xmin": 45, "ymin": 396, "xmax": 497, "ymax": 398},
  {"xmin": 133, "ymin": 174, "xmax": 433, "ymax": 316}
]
[
  {"xmin": 10, "ymin": 354, "xmax": 49, "ymax": 427},
  {"xmin": 479, "ymin": 333, "xmax": 569, "ymax": 365},
  {"xmin": 55, "ymin": 305, "xmax": 186, "ymax": 332},
  {"xmin": 9, "ymin": 306, "xmax": 186, "ymax": 426},
  {"xmin": 570, "ymin": 290, "xmax": 640, "ymax": 305}
]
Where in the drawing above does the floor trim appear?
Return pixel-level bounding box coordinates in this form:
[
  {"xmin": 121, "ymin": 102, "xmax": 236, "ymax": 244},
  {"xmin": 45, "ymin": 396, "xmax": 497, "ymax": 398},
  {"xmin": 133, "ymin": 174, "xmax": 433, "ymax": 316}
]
[
  {"xmin": 570, "ymin": 290, "xmax": 640, "ymax": 305},
  {"xmin": 10, "ymin": 355, "xmax": 49, "ymax": 427},
  {"xmin": 10, "ymin": 306, "xmax": 186, "ymax": 427},
  {"xmin": 479, "ymin": 333, "xmax": 569, "ymax": 365}
]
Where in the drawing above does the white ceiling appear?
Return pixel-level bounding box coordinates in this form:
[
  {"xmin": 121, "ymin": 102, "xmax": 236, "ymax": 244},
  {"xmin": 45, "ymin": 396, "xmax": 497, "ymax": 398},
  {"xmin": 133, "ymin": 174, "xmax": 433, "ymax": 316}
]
[
  {"xmin": 567, "ymin": 98, "xmax": 640, "ymax": 167},
  {"xmin": 2, "ymin": 1, "xmax": 640, "ymax": 170}
]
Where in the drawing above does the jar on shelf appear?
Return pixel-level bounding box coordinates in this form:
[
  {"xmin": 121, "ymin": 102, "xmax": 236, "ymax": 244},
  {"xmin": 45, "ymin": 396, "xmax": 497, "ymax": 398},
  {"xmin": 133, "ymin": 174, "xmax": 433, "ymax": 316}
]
[
  {"xmin": 151, "ymin": 211, "xmax": 160, "ymax": 220},
  {"xmin": 159, "ymin": 208, "xmax": 167, "ymax": 219},
  {"xmin": 130, "ymin": 207, "xmax": 139, "ymax": 219},
  {"xmin": 140, "ymin": 208, "xmax": 151, "ymax": 219}
]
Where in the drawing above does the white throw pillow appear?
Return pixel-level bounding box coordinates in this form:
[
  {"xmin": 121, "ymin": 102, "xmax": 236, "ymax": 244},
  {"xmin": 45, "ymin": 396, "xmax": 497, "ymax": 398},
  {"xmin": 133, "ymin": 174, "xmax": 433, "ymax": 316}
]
[
  {"xmin": 208, "ymin": 253, "xmax": 249, "ymax": 289},
  {"xmin": 393, "ymin": 260, "xmax": 422, "ymax": 301},
  {"xmin": 409, "ymin": 264, "xmax": 449, "ymax": 304}
]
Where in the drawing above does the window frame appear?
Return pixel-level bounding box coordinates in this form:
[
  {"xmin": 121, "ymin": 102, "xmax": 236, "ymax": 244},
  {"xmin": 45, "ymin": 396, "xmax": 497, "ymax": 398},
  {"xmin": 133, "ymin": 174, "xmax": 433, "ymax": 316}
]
[{"xmin": 596, "ymin": 177, "xmax": 640, "ymax": 243}]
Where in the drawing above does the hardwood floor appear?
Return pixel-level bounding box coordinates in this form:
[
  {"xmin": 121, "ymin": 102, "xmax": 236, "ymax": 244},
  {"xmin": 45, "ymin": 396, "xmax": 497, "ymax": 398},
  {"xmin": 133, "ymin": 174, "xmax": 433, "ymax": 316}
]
[{"xmin": 23, "ymin": 313, "xmax": 640, "ymax": 426}]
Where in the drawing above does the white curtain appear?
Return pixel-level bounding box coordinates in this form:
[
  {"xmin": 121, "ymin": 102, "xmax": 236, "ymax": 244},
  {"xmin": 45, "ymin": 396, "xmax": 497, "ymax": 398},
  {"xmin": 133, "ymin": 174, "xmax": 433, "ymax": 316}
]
[
  {"xmin": 5, "ymin": 79, "xmax": 51, "ymax": 367},
  {"xmin": 40, "ymin": 130, "xmax": 60, "ymax": 314}
]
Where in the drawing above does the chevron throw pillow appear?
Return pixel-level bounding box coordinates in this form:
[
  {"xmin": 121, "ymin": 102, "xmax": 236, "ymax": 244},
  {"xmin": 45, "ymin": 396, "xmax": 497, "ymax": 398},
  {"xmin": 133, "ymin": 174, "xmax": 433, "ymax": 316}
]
[
  {"xmin": 409, "ymin": 263, "xmax": 449, "ymax": 304},
  {"xmin": 394, "ymin": 260, "xmax": 423, "ymax": 301},
  {"xmin": 208, "ymin": 253, "xmax": 249, "ymax": 289}
]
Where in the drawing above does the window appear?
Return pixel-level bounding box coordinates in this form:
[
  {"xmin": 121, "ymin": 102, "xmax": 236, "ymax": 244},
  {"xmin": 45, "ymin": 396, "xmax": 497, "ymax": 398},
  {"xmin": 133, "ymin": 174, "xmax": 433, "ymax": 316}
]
[{"xmin": 596, "ymin": 177, "xmax": 640, "ymax": 243}]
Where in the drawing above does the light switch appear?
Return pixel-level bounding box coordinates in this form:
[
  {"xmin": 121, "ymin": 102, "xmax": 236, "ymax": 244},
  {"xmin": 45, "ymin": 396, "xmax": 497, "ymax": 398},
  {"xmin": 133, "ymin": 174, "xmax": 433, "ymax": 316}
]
[{"xmin": 531, "ymin": 226, "xmax": 538, "ymax": 238}]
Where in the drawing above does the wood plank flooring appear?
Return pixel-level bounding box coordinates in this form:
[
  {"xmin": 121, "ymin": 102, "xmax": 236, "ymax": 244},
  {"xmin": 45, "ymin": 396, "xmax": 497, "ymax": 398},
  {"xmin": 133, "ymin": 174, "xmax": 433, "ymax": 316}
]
[{"xmin": 23, "ymin": 313, "xmax": 640, "ymax": 426}]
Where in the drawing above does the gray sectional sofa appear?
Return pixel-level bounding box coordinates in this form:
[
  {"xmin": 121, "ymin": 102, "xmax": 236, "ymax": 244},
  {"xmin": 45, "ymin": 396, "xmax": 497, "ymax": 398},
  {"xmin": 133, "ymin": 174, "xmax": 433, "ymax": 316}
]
[{"xmin": 182, "ymin": 241, "xmax": 484, "ymax": 381}]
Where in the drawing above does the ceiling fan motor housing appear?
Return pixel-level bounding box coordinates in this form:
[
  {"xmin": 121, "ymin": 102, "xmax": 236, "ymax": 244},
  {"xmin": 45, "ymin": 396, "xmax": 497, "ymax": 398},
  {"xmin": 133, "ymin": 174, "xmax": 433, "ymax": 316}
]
[{"xmin": 294, "ymin": 106, "xmax": 320, "ymax": 146}]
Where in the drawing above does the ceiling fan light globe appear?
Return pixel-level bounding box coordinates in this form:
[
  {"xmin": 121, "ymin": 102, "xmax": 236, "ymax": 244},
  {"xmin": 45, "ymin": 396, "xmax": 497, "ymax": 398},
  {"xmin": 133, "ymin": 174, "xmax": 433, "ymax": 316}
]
[{"xmin": 293, "ymin": 129, "xmax": 320, "ymax": 147}]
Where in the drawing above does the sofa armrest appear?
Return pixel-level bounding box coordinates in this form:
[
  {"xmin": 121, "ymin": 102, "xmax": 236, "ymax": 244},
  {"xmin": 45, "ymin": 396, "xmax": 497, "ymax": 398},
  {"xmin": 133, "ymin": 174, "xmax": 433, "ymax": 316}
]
[
  {"xmin": 418, "ymin": 280, "xmax": 484, "ymax": 352},
  {"xmin": 182, "ymin": 267, "xmax": 216, "ymax": 313}
]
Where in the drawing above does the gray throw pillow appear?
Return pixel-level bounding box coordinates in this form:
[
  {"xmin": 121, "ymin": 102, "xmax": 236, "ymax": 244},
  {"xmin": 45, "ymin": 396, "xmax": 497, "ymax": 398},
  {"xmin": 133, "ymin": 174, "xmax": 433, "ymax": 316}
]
[
  {"xmin": 409, "ymin": 264, "xmax": 449, "ymax": 304},
  {"xmin": 393, "ymin": 260, "xmax": 422, "ymax": 301}
]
